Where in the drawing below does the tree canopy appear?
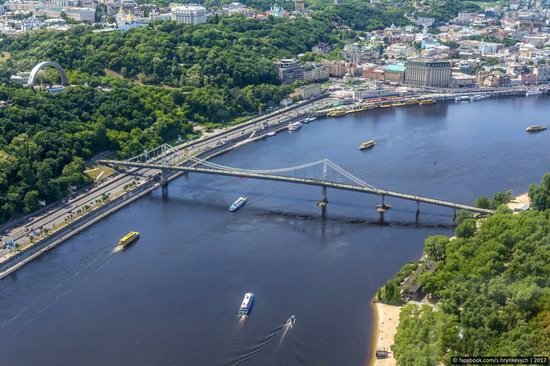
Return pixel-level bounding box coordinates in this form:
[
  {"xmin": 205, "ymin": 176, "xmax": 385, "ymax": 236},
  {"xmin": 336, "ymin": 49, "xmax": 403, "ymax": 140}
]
[{"xmin": 390, "ymin": 198, "xmax": 550, "ymax": 364}]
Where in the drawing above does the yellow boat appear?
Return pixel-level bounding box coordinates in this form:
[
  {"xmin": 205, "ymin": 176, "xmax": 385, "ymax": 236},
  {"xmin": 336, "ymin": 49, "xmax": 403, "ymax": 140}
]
[
  {"xmin": 419, "ymin": 99, "xmax": 436, "ymax": 105},
  {"xmin": 327, "ymin": 109, "xmax": 346, "ymax": 117},
  {"xmin": 391, "ymin": 102, "xmax": 406, "ymax": 107},
  {"xmin": 359, "ymin": 140, "xmax": 376, "ymax": 150},
  {"xmin": 118, "ymin": 231, "xmax": 140, "ymax": 248}
]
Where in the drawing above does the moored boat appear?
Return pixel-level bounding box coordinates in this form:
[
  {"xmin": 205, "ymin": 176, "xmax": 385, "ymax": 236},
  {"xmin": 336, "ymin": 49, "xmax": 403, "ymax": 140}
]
[
  {"xmin": 526, "ymin": 89, "xmax": 543, "ymax": 96},
  {"xmin": 230, "ymin": 197, "xmax": 247, "ymax": 212},
  {"xmin": 327, "ymin": 109, "xmax": 346, "ymax": 117},
  {"xmin": 266, "ymin": 131, "xmax": 277, "ymax": 137},
  {"xmin": 288, "ymin": 121, "xmax": 302, "ymax": 132},
  {"xmin": 118, "ymin": 231, "xmax": 139, "ymax": 248},
  {"xmin": 239, "ymin": 292, "xmax": 254, "ymax": 316},
  {"xmin": 419, "ymin": 99, "xmax": 436, "ymax": 105},
  {"xmin": 526, "ymin": 125, "xmax": 547, "ymax": 133},
  {"xmin": 359, "ymin": 140, "xmax": 376, "ymax": 150}
]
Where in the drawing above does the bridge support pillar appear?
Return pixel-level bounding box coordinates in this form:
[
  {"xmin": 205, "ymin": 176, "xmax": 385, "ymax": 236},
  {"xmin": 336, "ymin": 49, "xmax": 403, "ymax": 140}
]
[
  {"xmin": 415, "ymin": 201, "xmax": 420, "ymax": 225},
  {"xmin": 453, "ymin": 208, "xmax": 457, "ymax": 223},
  {"xmin": 377, "ymin": 207, "xmax": 385, "ymax": 224},
  {"xmin": 161, "ymin": 173, "xmax": 168, "ymax": 197},
  {"xmin": 317, "ymin": 186, "xmax": 328, "ymax": 219}
]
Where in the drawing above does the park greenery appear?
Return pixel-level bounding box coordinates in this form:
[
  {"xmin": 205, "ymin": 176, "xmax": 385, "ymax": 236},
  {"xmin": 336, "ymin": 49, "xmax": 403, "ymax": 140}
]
[
  {"xmin": 384, "ymin": 174, "xmax": 550, "ymax": 364},
  {"xmin": 0, "ymin": 8, "xmax": 419, "ymax": 224}
]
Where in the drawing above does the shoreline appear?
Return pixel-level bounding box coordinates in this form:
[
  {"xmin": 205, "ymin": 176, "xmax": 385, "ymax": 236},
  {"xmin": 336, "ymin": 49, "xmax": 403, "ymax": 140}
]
[{"xmin": 368, "ymin": 300, "xmax": 401, "ymax": 366}]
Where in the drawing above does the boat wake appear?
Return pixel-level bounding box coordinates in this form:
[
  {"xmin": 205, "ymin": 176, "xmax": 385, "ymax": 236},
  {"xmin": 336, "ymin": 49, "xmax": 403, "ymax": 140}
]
[
  {"xmin": 0, "ymin": 248, "xmax": 115, "ymax": 345},
  {"xmin": 226, "ymin": 325, "xmax": 284, "ymax": 365},
  {"xmin": 237, "ymin": 314, "xmax": 248, "ymax": 326},
  {"xmin": 226, "ymin": 317, "xmax": 299, "ymax": 365},
  {"xmin": 278, "ymin": 317, "xmax": 295, "ymax": 347}
]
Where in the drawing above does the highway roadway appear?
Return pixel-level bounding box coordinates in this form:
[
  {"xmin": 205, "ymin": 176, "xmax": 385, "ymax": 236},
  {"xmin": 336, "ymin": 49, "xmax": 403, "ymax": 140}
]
[{"xmin": 0, "ymin": 96, "xmax": 333, "ymax": 260}]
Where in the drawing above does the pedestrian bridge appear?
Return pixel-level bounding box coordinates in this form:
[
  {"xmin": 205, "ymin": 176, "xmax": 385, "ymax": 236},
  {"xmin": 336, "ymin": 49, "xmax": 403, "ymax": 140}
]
[{"xmin": 100, "ymin": 144, "xmax": 494, "ymax": 218}]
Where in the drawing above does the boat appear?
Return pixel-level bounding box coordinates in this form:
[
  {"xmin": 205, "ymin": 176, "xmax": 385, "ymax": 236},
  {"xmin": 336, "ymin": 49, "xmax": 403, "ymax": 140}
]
[
  {"xmin": 419, "ymin": 99, "xmax": 436, "ymax": 105},
  {"xmin": 526, "ymin": 125, "xmax": 547, "ymax": 133},
  {"xmin": 118, "ymin": 231, "xmax": 139, "ymax": 248},
  {"xmin": 377, "ymin": 202, "xmax": 392, "ymax": 210},
  {"xmin": 238, "ymin": 292, "xmax": 254, "ymax": 316},
  {"xmin": 378, "ymin": 104, "xmax": 393, "ymax": 108},
  {"xmin": 470, "ymin": 94, "xmax": 487, "ymax": 101},
  {"xmin": 359, "ymin": 140, "xmax": 376, "ymax": 150},
  {"xmin": 230, "ymin": 197, "xmax": 247, "ymax": 212},
  {"xmin": 526, "ymin": 89, "xmax": 543, "ymax": 97},
  {"xmin": 455, "ymin": 95, "xmax": 470, "ymax": 102},
  {"xmin": 287, "ymin": 315, "xmax": 296, "ymax": 325},
  {"xmin": 307, "ymin": 117, "xmax": 317, "ymax": 122},
  {"xmin": 288, "ymin": 121, "xmax": 302, "ymax": 132},
  {"xmin": 376, "ymin": 348, "xmax": 390, "ymax": 359},
  {"xmin": 266, "ymin": 131, "xmax": 277, "ymax": 137},
  {"xmin": 327, "ymin": 109, "xmax": 346, "ymax": 117},
  {"xmin": 391, "ymin": 102, "xmax": 406, "ymax": 107}
]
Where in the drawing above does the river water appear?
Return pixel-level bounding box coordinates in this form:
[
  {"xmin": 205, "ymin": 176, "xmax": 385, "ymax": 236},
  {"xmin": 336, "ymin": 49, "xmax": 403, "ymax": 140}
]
[{"xmin": 0, "ymin": 96, "xmax": 549, "ymax": 366}]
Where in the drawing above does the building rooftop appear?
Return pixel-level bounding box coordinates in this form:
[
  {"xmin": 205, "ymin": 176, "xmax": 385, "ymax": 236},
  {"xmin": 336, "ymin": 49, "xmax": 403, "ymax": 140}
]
[{"xmin": 384, "ymin": 64, "xmax": 406, "ymax": 72}]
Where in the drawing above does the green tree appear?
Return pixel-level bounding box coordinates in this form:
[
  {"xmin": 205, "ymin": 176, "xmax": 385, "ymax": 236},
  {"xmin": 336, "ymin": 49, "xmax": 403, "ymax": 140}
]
[
  {"xmin": 529, "ymin": 173, "xmax": 550, "ymax": 211},
  {"xmin": 455, "ymin": 218, "xmax": 476, "ymax": 238},
  {"xmin": 424, "ymin": 236, "xmax": 449, "ymax": 261},
  {"xmin": 23, "ymin": 190, "xmax": 40, "ymax": 213},
  {"xmin": 475, "ymin": 195, "xmax": 491, "ymax": 209}
]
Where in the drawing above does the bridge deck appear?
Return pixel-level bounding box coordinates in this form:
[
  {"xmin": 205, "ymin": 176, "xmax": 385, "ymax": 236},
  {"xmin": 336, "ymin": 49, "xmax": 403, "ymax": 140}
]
[{"xmin": 100, "ymin": 160, "xmax": 494, "ymax": 215}]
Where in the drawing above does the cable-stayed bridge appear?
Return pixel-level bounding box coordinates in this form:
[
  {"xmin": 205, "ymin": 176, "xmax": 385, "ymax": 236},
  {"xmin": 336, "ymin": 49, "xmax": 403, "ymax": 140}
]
[{"xmin": 100, "ymin": 144, "xmax": 494, "ymax": 219}]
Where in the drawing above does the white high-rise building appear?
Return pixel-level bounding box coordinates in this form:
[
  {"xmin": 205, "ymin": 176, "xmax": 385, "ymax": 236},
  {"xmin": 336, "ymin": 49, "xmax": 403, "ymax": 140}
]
[{"xmin": 171, "ymin": 4, "xmax": 206, "ymax": 25}]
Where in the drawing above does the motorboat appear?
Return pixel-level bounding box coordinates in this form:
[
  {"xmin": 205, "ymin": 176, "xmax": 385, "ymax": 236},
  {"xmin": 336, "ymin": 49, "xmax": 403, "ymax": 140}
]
[
  {"xmin": 526, "ymin": 125, "xmax": 547, "ymax": 133},
  {"xmin": 359, "ymin": 140, "xmax": 376, "ymax": 150},
  {"xmin": 230, "ymin": 197, "xmax": 247, "ymax": 212}
]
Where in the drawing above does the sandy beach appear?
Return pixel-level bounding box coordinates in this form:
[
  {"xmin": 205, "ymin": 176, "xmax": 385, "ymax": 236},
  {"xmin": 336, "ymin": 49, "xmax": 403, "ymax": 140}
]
[
  {"xmin": 507, "ymin": 192, "xmax": 530, "ymax": 211},
  {"xmin": 369, "ymin": 301, "xmax": 402, "ymax": 366}
]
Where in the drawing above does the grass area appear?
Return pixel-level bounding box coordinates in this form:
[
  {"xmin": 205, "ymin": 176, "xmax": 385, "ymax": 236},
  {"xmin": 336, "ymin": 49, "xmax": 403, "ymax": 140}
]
[
  {"xmin": 84, "ymin": 165, "xmax": 115, "ymax": 181},
  {"xmin": 465, "ymin": 0, "xmax": 501, "ymax": 8}
]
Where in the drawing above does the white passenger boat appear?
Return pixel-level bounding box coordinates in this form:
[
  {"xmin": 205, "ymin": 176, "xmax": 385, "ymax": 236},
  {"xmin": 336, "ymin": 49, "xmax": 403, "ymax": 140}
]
[
  {"xmin": 229, "ymin": 197, "xmax": 247, "ymax": 212},
  {"xmin": 288, "ymin": 122, "xmax": 302, "ymax": 132},
  {"xmin": 526, "ymin": 89, "xmax": 543, "ymax": 96},
  {"xmin": 239, "ymin": 292, "xmax": 254, "ymax": 316},
  {"xmin": 267, "ymin": 131, "xmax": 277, "ymax": 137}
]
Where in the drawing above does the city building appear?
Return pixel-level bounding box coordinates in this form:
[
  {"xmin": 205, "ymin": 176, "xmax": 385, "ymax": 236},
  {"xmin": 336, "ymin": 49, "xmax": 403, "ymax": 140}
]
[
  {"xmin": 293, "ymin": 84, "xmax": 322, "ymax": 99},
  {"xmin": 353, "ymin": 88, "xmax": 397, "ymax": 100},
  {"xmin": 404, "ymin": 59, "xmax": 451, "ymax": 87},
  {"xmin": 384, "ymin": 64, "xmax": 406, "ymax": 83},
  {"xmin": 171, "ymin": 4, "xmax": 206, "ymax": 25},
  {"xmin": 273, "ymin": 59, "xmax": 303, "ymax": 84},
  {"xmin": 321, "ymin": 61, "xmax": 347, "ymax": 77},
  {"xmin": 302, "ymin": 63, "xmax": 329, "ymax": 82},
  {"xmin": 294, "ymin": 0, "xmax": 304, "ymax": 13}
]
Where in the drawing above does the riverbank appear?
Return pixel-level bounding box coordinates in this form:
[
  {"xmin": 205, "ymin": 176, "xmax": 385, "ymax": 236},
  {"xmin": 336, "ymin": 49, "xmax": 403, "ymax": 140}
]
[{"xmin": 369, "ymin": 301, "xmax": 401, "ymax": 366}]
